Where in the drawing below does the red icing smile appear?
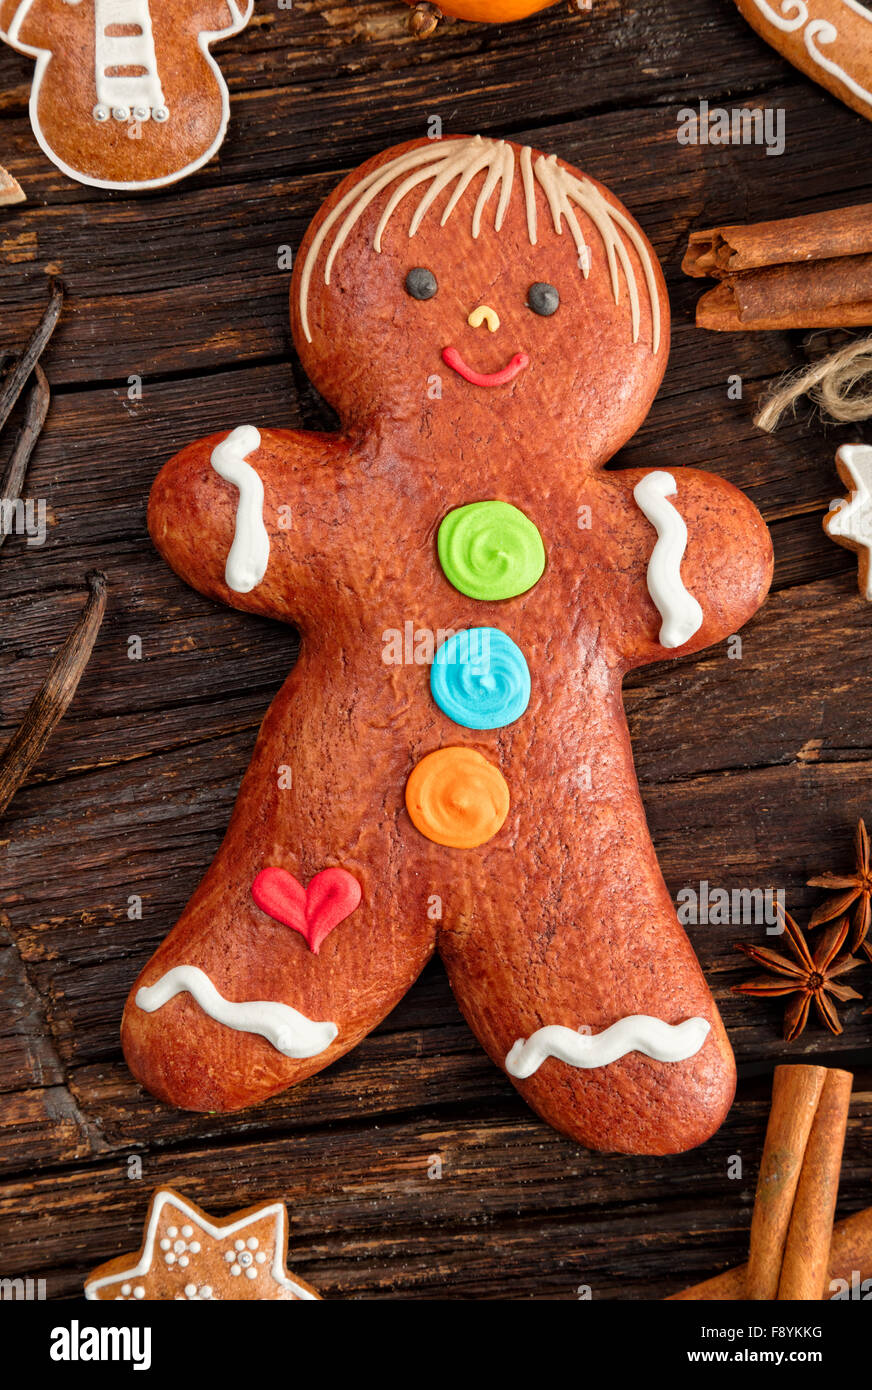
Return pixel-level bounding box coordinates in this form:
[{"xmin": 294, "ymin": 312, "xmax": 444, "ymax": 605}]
[{"xmin": 442, "ymin": 345, "xmax": 530, "ymax": 388}]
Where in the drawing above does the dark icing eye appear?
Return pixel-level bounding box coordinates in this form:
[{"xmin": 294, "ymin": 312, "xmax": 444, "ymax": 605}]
[
  {"xmin": 405, "ymin": 267, "xmax": 438, "ymax": 301},
  {"xmin": 528, "ymin": 282, "xmax": 560, "ymax": 316}
]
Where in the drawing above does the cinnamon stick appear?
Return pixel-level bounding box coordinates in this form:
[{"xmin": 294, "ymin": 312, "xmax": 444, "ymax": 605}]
[
  {"xmin": 778, "ymin": 1069, "xmax": 853, "ymax": 1301},
  {"xmin": 683, "ymin": 204, "xmax": 872, "ymax": 277},
  {"xmin": 745, "ymin": 1065, "xmax": 827, "ymax": 1300},
  {"xmin": 0, "ymin": 572, "xmax": 107, "ymax": 819},
  {"xmin": 667, "ymin": 1206, "xmax": 872, "ymax": 1300},
  {"xmin": 684, "ymin": 204, "xmax": 872, "ymax": 332},
  {"xmin": 697, "ymin": 278, "xmax": 872, "ymax": 333}
]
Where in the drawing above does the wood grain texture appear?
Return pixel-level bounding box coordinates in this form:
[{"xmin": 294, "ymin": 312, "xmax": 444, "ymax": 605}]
[{"xmin": 1, "ymin": 0, "xmax": 871, "ymax": 1298}]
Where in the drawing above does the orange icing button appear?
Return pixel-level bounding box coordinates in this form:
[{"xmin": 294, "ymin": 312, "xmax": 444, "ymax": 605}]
[{"xmin": 405, "ymin": 747, "xmax": 510, "ymax": 848}]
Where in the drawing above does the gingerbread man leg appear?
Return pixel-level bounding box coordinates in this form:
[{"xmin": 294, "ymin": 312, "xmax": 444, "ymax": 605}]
[
  {"xmin": 436, "ymin": 684, "xmax": 734, "ymax": 1156},
  {"xmin": 122, "ymin": 672, "xmax": 440, "ymax": 1111}
]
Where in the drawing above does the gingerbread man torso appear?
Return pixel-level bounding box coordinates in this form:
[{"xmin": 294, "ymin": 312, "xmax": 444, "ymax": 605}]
[{"xmin": 123, "ymin": 136, "xmax": 773, "ymax": 1155}]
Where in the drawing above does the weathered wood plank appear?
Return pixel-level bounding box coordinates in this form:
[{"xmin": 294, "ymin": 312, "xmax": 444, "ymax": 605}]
[
  {"xmin": 0, "ymin": 1081, "xmax": 868, "ymax": 1297},
  {"xmin": 0, "ymin": 912, "xmax": 63, "ymax": 1092}
]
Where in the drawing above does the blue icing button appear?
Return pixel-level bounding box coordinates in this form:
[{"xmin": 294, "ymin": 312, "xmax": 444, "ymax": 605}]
[{"xmin": 430, "ymin": 627, "xmax": 531, "ymax": 731}]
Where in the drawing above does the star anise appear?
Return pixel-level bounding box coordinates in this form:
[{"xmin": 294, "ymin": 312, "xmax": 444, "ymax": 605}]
[
  {"xmin": 732, "ymin": 908, "xmax": 862, "ymax": 1041},
  {"xmin": 807, "ymin": 819, "xmax": 872, "ymax": 958}
]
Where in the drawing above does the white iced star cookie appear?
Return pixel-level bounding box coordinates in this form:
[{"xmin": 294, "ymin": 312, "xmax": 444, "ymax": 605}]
[
  {"xmin": 824, "ymin": 444, "xmax": 872, "ymax": 600},
  {"xmin": 84, "ymin": 1187, "xmax": 320, "ymax": 1301}
]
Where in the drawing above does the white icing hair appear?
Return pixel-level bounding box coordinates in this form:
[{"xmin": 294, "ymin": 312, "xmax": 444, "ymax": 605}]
[{"xmin": 298, "ymin": 135, "xmax": 661, "ymax": 353}]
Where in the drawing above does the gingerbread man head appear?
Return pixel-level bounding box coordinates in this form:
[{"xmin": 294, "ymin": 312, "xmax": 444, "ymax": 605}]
[
  {"xmin": 294, "ymin": 135, "xmax": 666, "ymax": 471},
  {"xmin": 0, "ymin": 0, "xmax": 252, "ymax": 190},
  {"xmin": 124, "ymin": 135, "xmax": 773, "ymax": 1155}
]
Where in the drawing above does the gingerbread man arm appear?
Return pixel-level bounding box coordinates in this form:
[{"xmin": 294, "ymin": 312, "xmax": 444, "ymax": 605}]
[
  {"xmin": 591, "ymin": 467, "xmax": 773, "ymax": 666},
  {"xmin": 148, "ymin": 426, "xmax": 364, "ymax": 630}
]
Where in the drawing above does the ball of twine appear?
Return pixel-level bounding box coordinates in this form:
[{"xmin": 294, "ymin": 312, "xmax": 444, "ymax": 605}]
[{"xmin": 754, "ymin": 334, "xmax": 872, "ymax": 433}]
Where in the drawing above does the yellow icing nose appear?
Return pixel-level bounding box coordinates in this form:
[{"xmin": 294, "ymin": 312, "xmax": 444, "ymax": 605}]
[{"xmin": 467, "ymin": 304, "xmax": 500, "ymax": 332}]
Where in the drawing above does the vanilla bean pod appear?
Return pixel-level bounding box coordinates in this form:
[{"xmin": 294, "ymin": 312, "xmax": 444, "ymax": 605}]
[
  {"xmin": 0, "ymin": 571, "xmax": 107, "ymax": 819},
  {"xmin": 0, "ymin": 278, "xmax": 63, "ymax": 436},
  {"xmin": 0, "ymin": 362, "xmax": 49, "ymax": 551}
]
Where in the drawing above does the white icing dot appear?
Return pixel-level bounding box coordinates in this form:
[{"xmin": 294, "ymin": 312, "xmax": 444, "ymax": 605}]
[
  {"xmin": 230, "ymin": 1264, "xmax": 241, "ymax": 1276},
  {"xmin": 167, "ymin": 1226, "xmax": 178, "ymax": 1237},
  {"xmin": 134, "ymin": 1287, "xmax": 145, "ymax": 1299},
  {"xmin": 178, "ymin": 1255, "xmax": 189, "ymax": 1268},
  {"xmin": 182, "ymin": 1225, "xmax": 194, "ymax": 1238},
  {"xmin": 234, "ymin": 1239, "xmax": 245, "ymax": 1251},
  {"xmin": 189, "ymin": 1241, "xmax": 200, "ymax": 1253},
  {"xmin": 255, "ymin": 1252, "xmax": 266, "ymax": 1265},
  {"xmin": 200, "ymin": 1285, "xmax": 212, "ymax": 1298},
  {"xmin": 224, "ymin": 1250, "xmax": 235, "ymax": 1263},
  {"xmin": 245, "ymin": 1267, "xmax": 257, "ymax": 1280},
  {"xmin": 114, "ymin": 1295, "xmax": 124, "ymax": 1300},
  {"xmin": 174, "ymin": 1239, "xmax": 185, "ymax": 1253},
  {"xmin": 247, "ymin": 1237, "xmax": 259, "ymax": 1250},
  {"xmin": 185, "ymin": 1284, "xmax": 197, "ymax": 1297},
  {"xmin": 159, "ymin": 1239, "xmax": 171, "ymax": 1251},
  {"xmin": 121, "ymin": 1283, "xmax": 131, "ymax": 1295},
  {"xmin": 165, "ymin": 1253, "xmax": 176, "ymax": 1265}
]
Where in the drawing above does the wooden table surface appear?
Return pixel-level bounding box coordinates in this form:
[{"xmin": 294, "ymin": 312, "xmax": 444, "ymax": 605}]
[{"xmin": 1, "ymin": 0, "xmax": 871, "ymax": 1302}]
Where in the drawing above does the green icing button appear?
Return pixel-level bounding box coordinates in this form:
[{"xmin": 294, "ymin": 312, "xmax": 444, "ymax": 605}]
[{"xmin": 437, "ymin": 500, "xmax": 546, "ymax": 601}]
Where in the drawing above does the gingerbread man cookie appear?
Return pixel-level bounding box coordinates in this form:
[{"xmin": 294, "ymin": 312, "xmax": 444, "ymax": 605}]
[
  {"xmin": 123, "ymin": 135, "xmax": 773, "ymax": 1155},
  {"xmin": 84, "ymin": 1187, "xmax": 320, "ymax": 1300},
  {"xmin": 0, "ymin": 0, "xmax": 253, "ymax": 190},
  {"xmin": 732, "ymin": 0, "xmax": 872, "ymax": 124}
]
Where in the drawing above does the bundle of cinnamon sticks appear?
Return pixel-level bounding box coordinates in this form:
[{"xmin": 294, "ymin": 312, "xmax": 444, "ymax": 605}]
[
  {"xmin": 684, "ymin": 205, "xmax": 872, "ymax": 332},
  {"xmin": 669, "ymin": 1065, "xmax": 868, "ymax": 1301}
]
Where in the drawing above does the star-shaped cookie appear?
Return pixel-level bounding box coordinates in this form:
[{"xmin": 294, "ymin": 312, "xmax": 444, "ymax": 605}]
[
  {"xmin": 0, "ymin": 165, "xmax": 24, "ymax": 205},
  {"xmin": 824, "ymin": 444, "xmax": 872, "ymax": 600},
  {"xmin": 84, "ymin": 1187, "xmax": 320, "ymax": 1301}
]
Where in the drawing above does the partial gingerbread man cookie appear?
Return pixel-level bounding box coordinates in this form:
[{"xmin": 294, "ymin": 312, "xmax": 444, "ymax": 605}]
[
  {"xmin": 732, "ymin": 0, "xmax": 872, "ymax": 124},
  {"xmin": 84, "ymin": 1187, "xmax": 320, "ymax": 1300},
  {"xmin": 124, "ymin": 134, "xmax": 773, "ymax": 1155},
  {"xmin": 0, "ymin": 0, "xmax": 253, "ymax": 190}
]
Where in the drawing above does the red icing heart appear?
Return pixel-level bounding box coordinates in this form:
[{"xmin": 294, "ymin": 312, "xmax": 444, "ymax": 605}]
[{"xmin": 251, "ymin": 866, "xmax": 361, "ymax": 953}]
